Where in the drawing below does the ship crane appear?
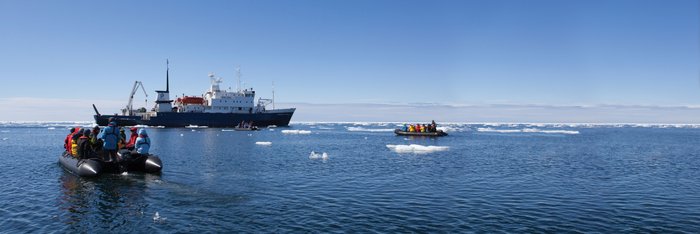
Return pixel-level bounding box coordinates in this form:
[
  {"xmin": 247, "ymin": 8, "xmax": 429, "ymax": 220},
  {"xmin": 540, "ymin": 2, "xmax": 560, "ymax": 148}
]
[{"xmin": 123, "ymin": 81, "xmax": 148, "ymax": 115}]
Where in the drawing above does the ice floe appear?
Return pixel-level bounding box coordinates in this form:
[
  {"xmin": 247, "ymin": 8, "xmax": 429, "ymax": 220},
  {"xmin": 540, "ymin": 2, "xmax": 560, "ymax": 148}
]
[
  {"xmin": 282, "ymin": 130, "xmax": 312, "ymax": 134},
  {"xmin": 309, "ymin": 151, "xmax": 329, "ymax": 160},
  {"xmin": 255, "ymin": 141, "xmax": 272, "ymax": 146},
  {"xmin": 153, "ymin": 212, "xmax": 166, "ymax": 223},
  {"xmin": 386, "ymin": 144, "xmax": 449, "ymax": 154}
]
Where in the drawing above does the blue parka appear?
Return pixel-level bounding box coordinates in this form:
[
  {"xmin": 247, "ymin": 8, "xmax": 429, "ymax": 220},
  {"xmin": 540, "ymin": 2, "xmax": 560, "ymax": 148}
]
[
  {"xmin": 135, "ymin": 129, "xmax": 150, "ymax": 154},
  {"xmin": 100, "ymin": 122, "xmax": 119, "ymax": 150}
]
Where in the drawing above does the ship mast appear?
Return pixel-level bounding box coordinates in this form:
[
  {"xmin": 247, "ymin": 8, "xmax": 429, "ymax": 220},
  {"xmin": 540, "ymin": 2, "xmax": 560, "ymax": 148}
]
[
  {"xmin": 272, "ymin": 81, "xmax": 275, "ymax": 110},
  {"xmin": 236, "ymin": 65, "xmax": 242, "ymax": 92},
  {"xmin": 166, "ymin": 59, "xmax": 169, "ymax": 92}
]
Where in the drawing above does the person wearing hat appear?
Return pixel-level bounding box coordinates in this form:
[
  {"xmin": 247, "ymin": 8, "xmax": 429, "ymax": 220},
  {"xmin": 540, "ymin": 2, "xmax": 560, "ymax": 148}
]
[
  {"xmin": 100, "ymin": 121, "xmax": 120, "ymax": 162},
  {"xmin": 118, "ymin": 127, "xmax": 127, "ymax": 149},
  {"xmin": 71, "ymin": 129, "xmax": 84, "ymax": 157},
  {"xmin": 77, "ymin": 129, "xmax": 93, "ymax": 159},
  {"xmin": 134, "ymin": 128, "xmax": 151, "ymax": 155},
  {"xmin": 126, "ymin": 127, "xmax": 139, "ymax": 150},
  {"xmin": 64, "ymin": 127, "xmax": 77, "ymax": 154}
]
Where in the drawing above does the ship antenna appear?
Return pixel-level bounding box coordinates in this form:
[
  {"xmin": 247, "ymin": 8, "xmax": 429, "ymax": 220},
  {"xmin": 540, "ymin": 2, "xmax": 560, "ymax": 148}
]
[
  {"xmin": 272, "ymin": 81, "xmax": 275, "ymax": 110},
  {"xmin": 166, "ymin": 59, "xmax": 170, "ymax": 92}
]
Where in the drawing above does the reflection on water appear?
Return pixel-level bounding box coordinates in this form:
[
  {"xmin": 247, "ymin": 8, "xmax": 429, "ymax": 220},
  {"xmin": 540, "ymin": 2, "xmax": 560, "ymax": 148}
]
[{"xmin": 57, "ymin": 172, "xmax": 160, "ymax": 232}]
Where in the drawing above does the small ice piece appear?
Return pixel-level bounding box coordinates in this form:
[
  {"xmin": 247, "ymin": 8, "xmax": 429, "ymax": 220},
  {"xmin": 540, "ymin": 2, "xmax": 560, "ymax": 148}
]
[
  {"xmin": 153, "ymin": 212, "xmax": 166, "ymax": 223},
  {"xmin": 180, "ymin": 133, "xmax": 184, "ymax": 136},
  {"xmin": 309, "ymin": 151, "xmax": 329, "ymax": 160},
  {"xmin": 256, "ymin": 141, "xmax": 272, "ymax": 146},
  {"xmin": 248, "ymin": 134, "xmax": 252, "ymax": 136},
  {"xmin": 309, "ymin": 151, "xmax": 320, "ymax": 159},
  {"xmin": 47, "ymin": 127, "xmax": 56, "ymax": 130},
  {"xmin": 269, "ymin": 129, "xmax": 275, "ymax": 131},
  {"xmin": 121, "ymin": 171, "xmax": 128, "ymax": 176},
  {"xmin": 221, "ymin": 129, "xmax": 235, "ymax": 132},
  {"xmin": 191, "ymin": 129, "xmax": 196, "ymax": 132},
  {"xmin": 2, "ymin": 138, "xmax": 7, "ymax": 141},
  {"xmin": 364, "ymin": 137, "xmax": 368, "ymax": 140}
]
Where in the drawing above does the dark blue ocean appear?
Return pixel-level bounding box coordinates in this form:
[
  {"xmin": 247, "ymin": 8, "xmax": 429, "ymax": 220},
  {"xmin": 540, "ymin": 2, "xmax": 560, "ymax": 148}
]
[{"xmin": 2, "ymin": 122, "xmax": 700, "ymax": 232}]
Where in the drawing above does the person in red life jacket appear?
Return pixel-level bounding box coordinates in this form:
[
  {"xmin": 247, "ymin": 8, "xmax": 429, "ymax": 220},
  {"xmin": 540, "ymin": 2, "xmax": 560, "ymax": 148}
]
[
  {"xmin": 125, "ymin": 127, "xmax": 138, "ymax": 150},
  {"xmin": 64, "ymin": 127, "xmax": 76, "ymax": 153},
  {"xmin": 65, "ymin": 127, "xmax": 81, "ymax": 154}
]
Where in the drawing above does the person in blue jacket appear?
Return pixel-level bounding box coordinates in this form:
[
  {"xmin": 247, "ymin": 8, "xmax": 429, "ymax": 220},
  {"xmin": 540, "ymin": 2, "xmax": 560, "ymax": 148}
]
[
  {"xmin": 134, "ymin": 128, "xmax": 151, "ymax": 155},
  {"xmin": 100, "ymin": 121, "xmax": 120, "ymax": 162}
]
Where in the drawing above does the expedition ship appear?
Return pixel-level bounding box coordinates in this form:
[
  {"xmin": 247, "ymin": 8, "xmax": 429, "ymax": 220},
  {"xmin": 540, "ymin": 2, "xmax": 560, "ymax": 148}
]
[{"xmin": 93, "ymin": 64, "xmax": 295, "ymax": 128}]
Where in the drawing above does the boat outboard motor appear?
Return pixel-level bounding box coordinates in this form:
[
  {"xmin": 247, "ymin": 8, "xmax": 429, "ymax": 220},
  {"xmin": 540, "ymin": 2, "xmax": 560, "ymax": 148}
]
[{"xmin": 144, "ymin": 156, "xmax": 163, "ymax": 173}]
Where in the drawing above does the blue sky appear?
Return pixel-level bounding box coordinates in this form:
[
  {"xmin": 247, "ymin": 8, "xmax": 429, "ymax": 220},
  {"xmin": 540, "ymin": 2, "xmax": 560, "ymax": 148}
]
[{"xmin": 0, "ymin": 0, "xmax": 698, "ymax": 122}]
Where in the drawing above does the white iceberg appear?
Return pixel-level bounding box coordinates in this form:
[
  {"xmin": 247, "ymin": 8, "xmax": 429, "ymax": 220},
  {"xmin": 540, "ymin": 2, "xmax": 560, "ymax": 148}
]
[{"xmin": 386, "ymin": 144, "xmax": 449, "ymax": 154}]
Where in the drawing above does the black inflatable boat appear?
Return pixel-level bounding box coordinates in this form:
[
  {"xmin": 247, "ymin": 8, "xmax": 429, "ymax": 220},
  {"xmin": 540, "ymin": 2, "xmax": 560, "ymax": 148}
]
[
  {"xmin": 394, "ymin": 129, "xmax": 448, "ymax": 137},
  {"xmin": 59, "ymin": 150, "xmax": 163, "ymax": 177}
]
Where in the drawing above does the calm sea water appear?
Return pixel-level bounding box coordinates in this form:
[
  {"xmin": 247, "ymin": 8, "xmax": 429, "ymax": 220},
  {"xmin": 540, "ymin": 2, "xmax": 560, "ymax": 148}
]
[{"xmin": 2, "ymin": 122, "xmax": 700, "ymax": 232}]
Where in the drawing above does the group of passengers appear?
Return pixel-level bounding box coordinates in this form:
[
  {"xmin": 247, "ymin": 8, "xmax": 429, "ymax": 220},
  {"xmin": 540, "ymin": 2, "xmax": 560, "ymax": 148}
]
[
  {"xmin": 402, "ymin": 120, "xmax": 439, "ymax": 133},
  {"xmin": 63, "ymin": 118, "xmax": 151, "ymax": 162}
]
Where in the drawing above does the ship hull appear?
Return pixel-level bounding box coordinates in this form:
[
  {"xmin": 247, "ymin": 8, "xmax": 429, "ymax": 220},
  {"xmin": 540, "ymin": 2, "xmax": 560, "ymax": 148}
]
[{"xmin": 95, "ymin": 109, "xmax": 295, "ymax": 127}]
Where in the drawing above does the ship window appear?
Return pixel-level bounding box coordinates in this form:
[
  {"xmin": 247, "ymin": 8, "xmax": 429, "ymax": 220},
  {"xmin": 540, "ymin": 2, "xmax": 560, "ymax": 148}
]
[{"xmin": 238, "ymin": 107, "xmax": 242, "ymax": 110}]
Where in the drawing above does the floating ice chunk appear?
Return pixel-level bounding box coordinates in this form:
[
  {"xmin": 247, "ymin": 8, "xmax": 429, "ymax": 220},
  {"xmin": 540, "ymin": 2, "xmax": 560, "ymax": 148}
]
[
  {"xmin": 121, "ymin": 171, "xmax": 128, "ymax": 176},
  {"xmin": 153, "ymin": 212, "xmax": 166, "ymax": 223},
  {"xmin": 179, "ymin": 133, "xmax": 184, "ymax": 137},
  {"xmin": 364, "ymin": 137, "xmax": 368, "ymax": 140},
  {"xmin": 282, "ymin": 130, "xmax": 311, "ymax": 134},
  {"xmin": 0, "ymin": 130, "xmax": 9, "ymax": 133},
  {"xmin": 309, "ymin": 151, "xmax": 328, "ymax": 160},
  {"xmin": 191, "ymin": 129, "xmax": 196, "ymax": 132},
  {"xmin": 346, "ymin": 127, "xmax": 394, "ymax": 132},
  {"xmin": 309, "ymin": 151, "xmax": 319, "ymax": 159},
  {"xmin": 436, "ymin": 126, "xmax": 463, "ymax": 132},
  {"xmin": 221, "ymin": 129, "xmax": 235, "ymax": 132},
  {"xmin": 2, "ymin": 138, "xmax": 7, "ymax": 141},
  {"xmin": 185, "ymin": 125, "xmax": 208, "ymax": 129},
  {"xmin": 255, "ymin": 141, "xmax": 272, "ymax": 146},
  {"xmin": 269, "ymin": 129, "xmax": 275, "ymax": 131},
  {"xmin": 386, "ymin": 144, "xmax": 449, "ymax": 154},
  {"xmin": 248, "ymin": 134, "xmax": 252, "ymax": 136},
  {"xmin": 47, "ymin": 127, "xmax": 56, "ymax": 130}
]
